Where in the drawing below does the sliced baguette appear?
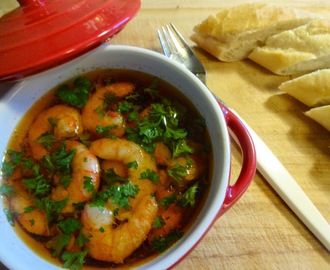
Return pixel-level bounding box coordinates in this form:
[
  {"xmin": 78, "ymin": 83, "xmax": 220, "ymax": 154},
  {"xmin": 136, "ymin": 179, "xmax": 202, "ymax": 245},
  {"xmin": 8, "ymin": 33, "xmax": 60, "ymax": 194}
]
[
  {"xmin": 305, "ymin": 105, "xmax": 330, "ymax": 132},
  {"xmin": 249, "ymin": 19, "xmax": 330, "ymax": 75},
  {"xmin": 190, "ymin": 3, "xmax": 315, "ymax": 62},
  {"xmin": 279, "ymin": 69, "xmax": 330, "ymax": 107}
]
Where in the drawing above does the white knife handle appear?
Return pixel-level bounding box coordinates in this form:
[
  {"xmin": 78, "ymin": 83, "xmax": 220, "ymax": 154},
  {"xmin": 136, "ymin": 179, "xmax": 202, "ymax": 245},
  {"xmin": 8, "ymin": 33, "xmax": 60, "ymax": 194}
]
[{"xmin": 230, "ymin": 109, "xmax": 330, "ymax": 251}]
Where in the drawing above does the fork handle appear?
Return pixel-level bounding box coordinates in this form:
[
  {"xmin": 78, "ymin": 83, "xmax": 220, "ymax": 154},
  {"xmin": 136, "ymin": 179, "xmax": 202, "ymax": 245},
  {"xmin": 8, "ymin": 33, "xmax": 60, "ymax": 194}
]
[{"xmin": 216, "ymin": 103, "xmax": 257, "ymax": 217}]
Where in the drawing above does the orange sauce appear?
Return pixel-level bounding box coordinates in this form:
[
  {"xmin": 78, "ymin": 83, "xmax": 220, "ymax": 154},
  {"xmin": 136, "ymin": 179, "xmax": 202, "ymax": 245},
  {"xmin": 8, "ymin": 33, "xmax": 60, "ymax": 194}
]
[{"xmin": 1, "ymin": 69, "xmax": 213, "ymax": 269}]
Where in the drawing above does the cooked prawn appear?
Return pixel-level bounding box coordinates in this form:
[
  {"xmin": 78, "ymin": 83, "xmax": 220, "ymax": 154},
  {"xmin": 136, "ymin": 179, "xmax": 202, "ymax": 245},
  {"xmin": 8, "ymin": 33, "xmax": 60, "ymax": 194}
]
[
  {"xmin": 90, "ymin": 138, "xmax": 157, "ymax": 199},
  {"xmin": 28, "ymin": 104, "xmax": 83, "ymax": 160},
  {"xmin": 51, "ymin": 141, "xmax": 100, "ymax": 213},
  {"xmin": 9, "ymin": 180, "xmax": 49, "ymax": 236},
  {"xmin": 168, "ymin": 143, "xmax": 206, "ymax": 187},
  {"xmin": 81, "ymin": 138, "xmax": 159, "ymax": 263},
  {"xmin": 101, "ymin": 160, "xmax": 128, "ymax": 178},
  {"xmin": 148, "ymin": 170, "xmax": 183, "ymax": 241},
  {"xmin": 81, "ymin": 82, "xmax": 134, "ymax": 137},
  {"xmin": 154, "ymin": 142, "xmax": 172, "ymax": 166}
]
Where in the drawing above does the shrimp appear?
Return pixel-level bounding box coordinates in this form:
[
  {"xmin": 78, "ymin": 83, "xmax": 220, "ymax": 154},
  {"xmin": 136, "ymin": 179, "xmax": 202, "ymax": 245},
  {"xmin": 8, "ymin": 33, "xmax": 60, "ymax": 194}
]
[
  {"xmin": 101, "ymin": 160, "xmax": 127, "ymax": 178},
  {"xmin": 81, "ymin": 138, "xmax": 159, "ymax": 263},
  {"xmin": 28, "ymin": 104, "xmax": 83, "ymax": 160},
  {"xmin": 9, "ymin": 180, "xmax": 50, "ymax": 236},
  {"xmin": 155, "ymin": 141, "xmax": 206, "ymax": 187},
  {"xmin": 148, "ymin": 170, "xmax": 183, "ymax": 241},
  {"xmin": 154, "ymin": 142, "xmax": 172, "ymax": 166},
  {"xmin": 169, "ymin": 143, "xmax": 206, "ymax": 187},
  {"xmin": 81, "ymin": 82, "xmax": 134, "ymax": 138},
  {"xmin": 51, "ymin": 141, "xmax": 100, "ymax": 213}
]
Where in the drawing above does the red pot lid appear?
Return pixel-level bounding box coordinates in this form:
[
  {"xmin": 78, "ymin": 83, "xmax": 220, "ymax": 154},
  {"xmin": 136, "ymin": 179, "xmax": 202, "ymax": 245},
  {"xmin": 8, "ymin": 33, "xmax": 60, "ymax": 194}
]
[{"xmin": 0, "ymin": 0, "xmax": 141, "ymax": 82}]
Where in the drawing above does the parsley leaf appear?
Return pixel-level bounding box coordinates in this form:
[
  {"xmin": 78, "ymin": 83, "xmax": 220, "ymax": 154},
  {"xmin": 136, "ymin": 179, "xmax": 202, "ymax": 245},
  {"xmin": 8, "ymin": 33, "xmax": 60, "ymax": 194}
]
[
  {"xmin": 34, "ymin": 197, "xmax": 68, "ymax": 228},
  {"xmin": 118, "ymin": 100, "xmax": 134, "ymax": 113},
  {"xmin": 75, "ymin": 232, "xmax": 90, "ymax": 248},
  {"xmin": 126, "ymin": 160, "xmax": 138, "ymax": 169},
  {"xmin": 56, "ymin": 76, "xmax": 92, "ymax": 109},
  {"xmin": 110, "ymin": 183, "xmax": 140, "ymax": 210},
  {"xmin": 51, "ymin": 142, "xmax": 76, "ymax": 175},
  {"xmin": 23, "ymin": 165, "xmax": 51, "ymax": 196},
  {"xmin": 151, "ymin": 230, "xmax": 184, "ymax": 252},
  {"xmin": 58, "ymin": 218, "xmax": 82, "ymax": 235},
  {"xmin": 96, "ymin": 125, "xmax": 117, "ymax": 136},
  {"xmin": 177, "ymin": 183, "xmax": 199, "ymax": 207},
  {"xmin": 35, "ymin": 133, "xmax": 55, "ymax": 151},
  {"xmin": 153, "ymin": 215, "xmax": 166, "ymax": 229},
  {"xmin": 0, "ymin": 184, "xmax": 15, "ymax": 197},
  {"xmin": 83, "ymin": 176, "xmax": 95, "ymax": 192},
  {"xmin": 46, "ymin": 232, "xmax": 72, "ymax": 258},
  {"xmin": 140, "ymin": 169, "xmax": 159, "ymax": 184},
  {"xmin": 59, "ymin": 175, "xmax": 73, "ymax": 188},
  {"xmin": 91, "ymin": 182, "xmax": 139, "ymax": 211},
  {"xmin": 171, "ymin": 139, "xmax": 194, "ymax": 158},
  {"xmin": 103, "ymin": 168, "xmax": 128, "ymax": 185},
  {"xmin": 1, "ymin": 149, "xmax": 33, "ymax": 178},
  {"xmin": 167, "ymin": 159, "xmax": 194, "ymax": 183},
  {"xmin": 158, "ymin": 193, "xmax": 177, "ymax": 210},
  {"xmin": 61, "ymin": 249, "xmax": 89, "ymax": 270}
]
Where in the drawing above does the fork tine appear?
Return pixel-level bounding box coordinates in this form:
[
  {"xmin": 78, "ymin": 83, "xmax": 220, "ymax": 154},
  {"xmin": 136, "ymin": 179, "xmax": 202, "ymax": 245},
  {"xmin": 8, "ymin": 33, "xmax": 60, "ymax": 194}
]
[
  {"xmin": 157, "ymin": 28, "xmax": 171, "ymax": 58},
  {"xmin": 165, "ymin": 25, "xmax": 183, "ymax": 53},
  {"xmin": 157, "ymin": 23, "xmax": 206, "ymax": 83},
  {"xmin": 168, "ymin": 23, "xmax": 190, "ymax": 51}
]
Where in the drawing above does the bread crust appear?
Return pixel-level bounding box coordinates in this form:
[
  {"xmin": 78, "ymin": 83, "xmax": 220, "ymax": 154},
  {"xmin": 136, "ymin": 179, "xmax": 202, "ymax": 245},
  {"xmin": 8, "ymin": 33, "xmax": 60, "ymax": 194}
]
[
  {"xmin": 305, "ymin": 105, "xmax": 330, "ymax": 132},
  {"xmin": 248, "ymin": 19, "xmax": 330, "ymax": 75},
  {"xmin": 279, "ymin": 69, "xmax": 330, "ymax": 107},
  {"xmin": 191, "ymin": 3, "xmax": 315, "ymax": 62}
]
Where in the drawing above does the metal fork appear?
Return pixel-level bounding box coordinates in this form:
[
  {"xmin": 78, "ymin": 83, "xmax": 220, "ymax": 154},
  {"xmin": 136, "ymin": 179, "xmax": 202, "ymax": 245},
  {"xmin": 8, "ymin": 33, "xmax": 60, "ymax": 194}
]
[
  {"xmin": 157, "ymin": 23, "xmax": 330, "ymax": 251},
  {"xmin": 157, "ymin": 23, "xmax": 206, "ymax": 84}
]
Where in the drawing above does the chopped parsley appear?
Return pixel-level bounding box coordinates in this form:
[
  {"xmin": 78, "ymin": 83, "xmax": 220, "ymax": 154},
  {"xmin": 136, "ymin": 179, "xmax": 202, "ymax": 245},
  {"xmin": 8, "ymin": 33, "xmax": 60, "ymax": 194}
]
[
  {"xmin": 140, "ymin": 169, "xmax": 159, "ymax": 184},
  {"xmin": 157, "ymin": 183, "xmax": 199, "ymax": 209},
  {"xmin": 1, "ymin": 149, "xmax": 34, "ymax": 178},
  {"xmin": 103, "ymin": 168, "xmax": 128, "ymax": 185},
  {"xmin": 177, "ymin": 183, "xmax": 199, "ymax": 208},
  {"xmin": 56, "ymin": 76, "xmax": 93, "ymax": 109},
  {"xmin": 61, "ymin": 249, "xmax": 89, "ymax": 270},
  {"xmin": 126, "ymin": 160, "xmax": 138, "ymax": 169},
  {"xmin": 22, "ymin": 165, "xmax": 52, "ymax": 196},
  {"xmin": 83, "ymin": 176, "xmax": 95, "ymax": 192},
  {"xmin": 35, "ymin": 133, "xmax": 55, "ymax": 151},
  {"xmin": 91, "ymin": 182, "xmax": 140, "ymax": 211},
  {"xmin": 0, "ymin": 184, "xmax": 15, "ymax": 197},
  {"xmin": 153, "ymin": 215, "xmax": 166, "ymax": 229},
  {"xmin": 58, "ymin": 218, "xmax": 82, "ymax": 235},
  {"xmin": 0, "ymin": 72, "xmax": 210, "ymax": 269},
  {"xmin": 158, "ymin": 193, "xmax": 177, "ymax": 210},
  {"xmin": 167, "ymin": 159, "xmax": 194, "ymax": 183},
  {"xmin": 151, "ymin": 230, "xmax": 184, "ymax": 253},
  {"xmin": 96, "ymin": 125, "xmax": 117, "ymax": 136},
  {"xmin": 125, "ymin": 100, "xmax": 193, "ymax": 156}
]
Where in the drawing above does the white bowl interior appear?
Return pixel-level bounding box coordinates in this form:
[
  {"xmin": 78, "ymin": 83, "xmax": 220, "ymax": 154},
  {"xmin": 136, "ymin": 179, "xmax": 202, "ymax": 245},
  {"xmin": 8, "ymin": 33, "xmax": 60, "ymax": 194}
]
[{"xmin": 0, "ymin": 45, "xmax": 230, "ymax": 269}]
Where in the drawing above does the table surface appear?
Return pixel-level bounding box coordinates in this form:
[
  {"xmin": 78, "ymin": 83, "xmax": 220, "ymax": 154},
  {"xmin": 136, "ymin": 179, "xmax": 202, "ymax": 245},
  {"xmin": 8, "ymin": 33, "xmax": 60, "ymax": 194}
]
[{"xmin": 1, "ymin": 0, "xmax": 330, "ymax": 269}]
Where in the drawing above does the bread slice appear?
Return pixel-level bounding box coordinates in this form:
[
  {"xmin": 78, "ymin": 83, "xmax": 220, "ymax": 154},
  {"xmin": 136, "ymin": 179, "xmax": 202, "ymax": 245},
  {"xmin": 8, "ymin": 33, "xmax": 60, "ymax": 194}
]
[
  {"xmin": 190, "ymin": 3, "xmax": 315, "ymax": 62},
  {"xmin": 249, "ymin": 19, "xmax": 330, "ymax": 75},
  {"xmin": 279, "ymin": 69, "xmax": 330, "ymax": 107},
  {"xmin": 305, "ymin": 105, "xmax": 330, "ymax": 132}
]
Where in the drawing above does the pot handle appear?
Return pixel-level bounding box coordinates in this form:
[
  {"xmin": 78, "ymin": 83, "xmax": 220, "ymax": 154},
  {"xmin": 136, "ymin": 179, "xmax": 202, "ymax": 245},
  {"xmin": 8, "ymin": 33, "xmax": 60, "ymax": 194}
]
[{"xmin": 216, "ymin": 102, "xmax": 257, "ymax": 218}]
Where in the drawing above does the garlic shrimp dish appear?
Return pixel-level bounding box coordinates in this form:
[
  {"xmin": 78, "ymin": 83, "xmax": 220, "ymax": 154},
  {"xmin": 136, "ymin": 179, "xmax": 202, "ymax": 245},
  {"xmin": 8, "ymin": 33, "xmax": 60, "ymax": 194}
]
[{"xmin": 0, "ymin": 70, "xmax": 212, "ymax": 269}]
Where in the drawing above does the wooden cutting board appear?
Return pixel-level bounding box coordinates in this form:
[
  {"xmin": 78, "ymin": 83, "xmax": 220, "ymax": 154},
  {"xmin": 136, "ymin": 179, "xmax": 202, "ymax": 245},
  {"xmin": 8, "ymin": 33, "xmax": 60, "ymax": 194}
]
[
  {"xmin": 110, "ymin": 2, "xmax": 330, "ymax": 270},
  {"xmin": 0, "ymin": 1, "xmax": 329, "ymax": 269}
]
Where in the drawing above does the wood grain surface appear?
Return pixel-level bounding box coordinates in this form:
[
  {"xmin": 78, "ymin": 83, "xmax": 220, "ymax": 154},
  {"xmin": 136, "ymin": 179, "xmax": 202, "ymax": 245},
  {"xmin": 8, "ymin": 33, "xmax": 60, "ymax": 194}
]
[{"xmin": 1, "ymin": 0, "xmax": 330, "ymax": 269}]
